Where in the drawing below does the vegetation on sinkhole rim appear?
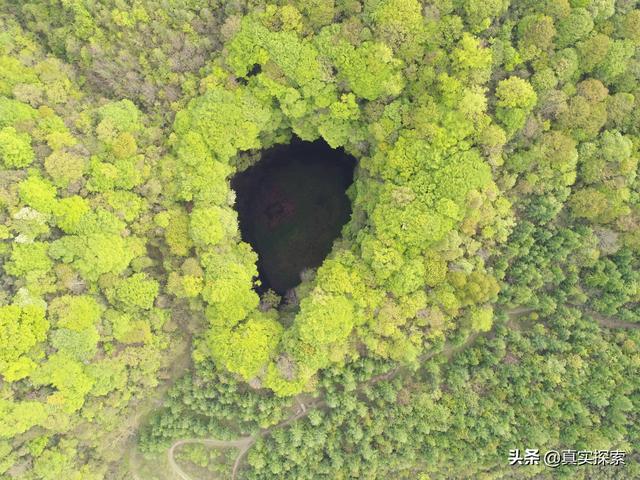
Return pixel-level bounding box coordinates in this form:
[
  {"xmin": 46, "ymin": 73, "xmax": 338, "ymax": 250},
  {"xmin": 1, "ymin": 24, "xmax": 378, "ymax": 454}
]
[{"xmin": 163, "ymin": 10, "xmax": 509, "ymax": 396}]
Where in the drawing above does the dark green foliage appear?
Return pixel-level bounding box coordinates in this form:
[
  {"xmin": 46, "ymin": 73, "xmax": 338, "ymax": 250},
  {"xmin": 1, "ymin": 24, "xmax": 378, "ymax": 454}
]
[
  {"xmin": 238, "ymin": 319, "xmax": 639, "ymax": 479},
  {"xmin": 139, "ymin": 360, "xmax": 291, "ymax": 451}
]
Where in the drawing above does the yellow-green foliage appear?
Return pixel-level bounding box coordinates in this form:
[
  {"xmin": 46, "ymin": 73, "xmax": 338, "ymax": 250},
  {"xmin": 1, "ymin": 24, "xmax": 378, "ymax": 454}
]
[{"xmin": 162, "ymin": 4, "xmax": 514, "ymax": 395}]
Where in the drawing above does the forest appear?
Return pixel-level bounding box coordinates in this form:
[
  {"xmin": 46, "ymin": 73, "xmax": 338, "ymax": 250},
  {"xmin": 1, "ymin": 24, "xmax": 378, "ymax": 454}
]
[{"xmin": 0, "ymin": 0, "xmax": 639, "ymax": 478}]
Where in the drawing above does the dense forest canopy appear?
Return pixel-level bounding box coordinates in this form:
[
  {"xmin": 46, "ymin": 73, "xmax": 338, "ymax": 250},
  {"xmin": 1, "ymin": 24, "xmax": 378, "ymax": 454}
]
[{"xmin": 0, "ymin": 0, "xmax": 638, "ymax": 478}]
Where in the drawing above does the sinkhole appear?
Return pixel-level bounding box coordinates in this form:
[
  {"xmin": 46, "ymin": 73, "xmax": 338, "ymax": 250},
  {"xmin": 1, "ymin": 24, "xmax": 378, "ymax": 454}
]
[{"xmin": 231, "ymin": 139, "xmax": 356, "ymax": 296}]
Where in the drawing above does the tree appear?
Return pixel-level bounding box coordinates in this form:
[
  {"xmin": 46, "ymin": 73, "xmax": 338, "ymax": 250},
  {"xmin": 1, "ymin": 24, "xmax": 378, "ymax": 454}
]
[
  {"xmin": 96, "ymin": 99, "xmax": 142, "ymax": 134},
  {"xmin": 577, "ymin": 33, "xmax": 611, "ymax": 73},
  {"xmin": 52, "ymin": 196, "xmax": 90, "ymax": 233},
  {"xmin": 47, "ymin": 295, "xmax": 102, "ymax": 361},
  {"xmin": 469, "ymin": 306, "xmax": 493, "ymax": 332},
  {"xmin": 458, "ymin": 0, "xmax": 509, "ymax": 33},
  {"xmin": 296, "ymin": 294, "xmax": 355, "ymax": 346},
  {"xmin": 0, "ymin": 97, "xmax": 37, "ymax": 128},
  {"xmin": 317, "ymin": 32, "xmax": 405, "ymax": 101},
  {"xmin": 494, "ymin": 77, "xmax": 537, "ymax": 136},
  {"xmin": 618, "ymin": 10, "xmax": 640, "ymax": 42},
  {"xmin": 109, "ymin": 311, "xmax": 152, "ymax": 344},
  {"xmin": 517, "ymin": 14, "xmax": 556, "ymax": 61},
  {"xmin": 365, "ymin": 0, "xmax": 426, "ymax": 58},
  {"xmin": 496, "ymin": 76, "xmax": 538, "ymax": 109},
  {"xmin": 44, "ymin": 150, "xmax": 86, "ymax": 187},
  {"xmin": 0, "ymin": 304, "xmax": 48, "ymax": 381},
  {"xmin": 86, "ymin": 358, "xmax": 127, "ymax": 396},
  {"xmin": 595, "ymin": 39, "xmax": 635, "ymax": 84},
  {"xmin": 111, "ymin": 273, "xmax": 159, "ymax": 310},
  {"xmin": 189, "ymin": 206, "xmax": 237, "ymax": 247},
  {"xmin": 451, "ymin": 33, "xmax": 493, "ymax": 85},
  {"xmin": 556, "ymin": 8, "xmax": 594, "ymax": 48},
  {"xmin": 0, "ymin": 127, "xmax": 34, "ymax": 168},
  {"xmin": 0, "ymin": 400, "xmax": 48, "ymax": 438},
  {"xmin": 211, "ymin": 312, "xmax": 283, "ymax": 379},
  {"xmin": 30, "ymin": 352, "xmax": 95, "ymax": 413},
  {"xmin": 18, "ymin": 175, "xmax": 58, "ymax": 213},
  {"xmin": 49, "ymin": 295, "xmax": 102, "ymax": 331},
  {"xmin": 49, "ymin": 233, "xmax": 145, "ymax": 281},
  {"xmin": 5, "ymin": 241, "xmax": 52, "ymax": 278}
]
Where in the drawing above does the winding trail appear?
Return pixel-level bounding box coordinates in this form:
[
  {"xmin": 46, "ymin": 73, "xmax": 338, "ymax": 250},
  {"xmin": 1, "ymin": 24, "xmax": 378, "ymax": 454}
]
[
  {"xmin": 167, "ymin": 397, "xmax": 326, "ymax": 480},
  {"xmin": 168, "ymin": 437, "xmax": 254, "ymax": 480},
  {"xmin": 164, "ymin": 307, "xmax": 639, "ymax": 480},
  {"xmin": 164, "ymin": 335, "xmax": 480, "ymax": 480},
  {"xmin": 588, "ymin": 311, "xmax": 640, "ymax": 330}
]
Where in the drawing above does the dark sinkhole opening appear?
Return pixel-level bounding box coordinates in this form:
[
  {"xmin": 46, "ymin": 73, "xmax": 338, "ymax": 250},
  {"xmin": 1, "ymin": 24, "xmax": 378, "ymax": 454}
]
[{"xmin": 231, "ymin": 139, "xmax": 356, "ymax": 296}]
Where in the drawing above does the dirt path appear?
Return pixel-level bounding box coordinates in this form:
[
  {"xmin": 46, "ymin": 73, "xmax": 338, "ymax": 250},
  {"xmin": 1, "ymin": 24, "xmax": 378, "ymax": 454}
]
[
  {"xmin": 166, "ymin": 397, "xmax": 323, "ymax": 480},
  {"xmin": 163, "ymin": 306, "xmax": 639, "ymax": 480},
  {"xmin": 506, "ymin": 306, "xmax": 640, "ymax": 330},
  {"xmin": 168, "ymin": 437, "xmax": 254, "ymax": 480},
  {"xmin": 588, "ymin": 311, "xmax": 640, "ymax": 330},
  {"xmin": 127, "ymin": 334, "xmax": 193, "ymax": 480},
  {"xmin": 163, "ymin": 331, "xmax": 486, "ymax": 480}
]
